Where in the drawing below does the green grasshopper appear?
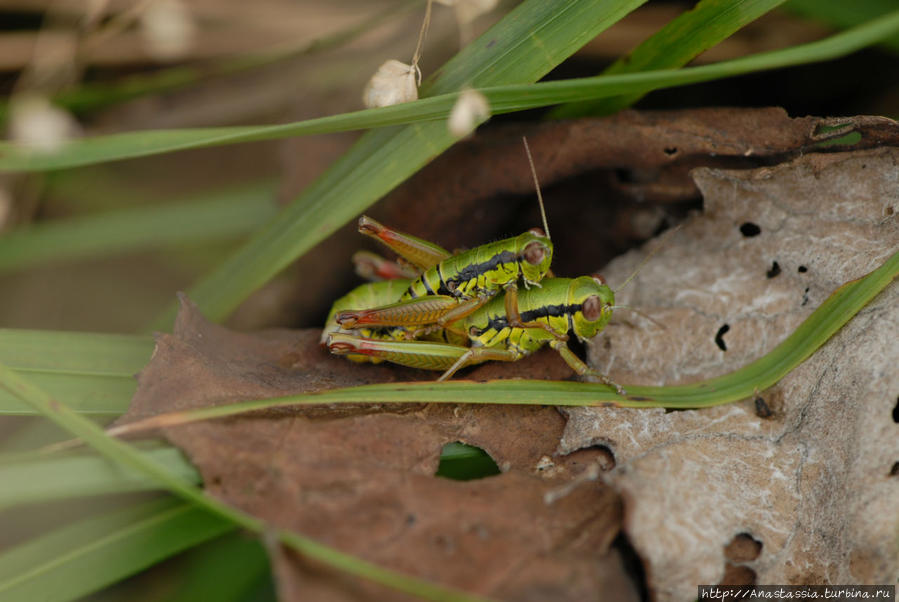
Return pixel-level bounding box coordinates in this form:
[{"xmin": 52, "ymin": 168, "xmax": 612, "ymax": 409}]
[
  {"xmin": 326, "ymin": 275, "xmax": 625, "ymax": 395},
  {"xmin": 338, "ymin": 217, "xmax": 556, "ymax": 339},
  {"xmin": 335, "ymin": 138, "xmax": 561, "ymax": 340}
]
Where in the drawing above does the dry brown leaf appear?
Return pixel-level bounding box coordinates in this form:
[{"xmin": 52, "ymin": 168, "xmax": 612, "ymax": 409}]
[
  {"xmin": 120, "ymin": 111, "xmax": 898, "ymax": 600},
  {"xmin": 559, "ymin": 147, "xmax": 899, "ymax": 598},
  {"xmin": 121, "ymin": 296, "xmax": 635, "ymax": 601}
]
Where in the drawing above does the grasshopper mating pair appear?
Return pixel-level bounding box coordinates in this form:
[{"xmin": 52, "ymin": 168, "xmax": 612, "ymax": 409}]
[{"xmin": 321, "ymin": 142, "xmax": 626, "ymax": 395}]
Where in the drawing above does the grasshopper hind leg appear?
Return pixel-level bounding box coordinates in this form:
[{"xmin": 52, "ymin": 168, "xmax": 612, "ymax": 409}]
[
  {"xmin": 436, "ymin": 346, "xmax": 524, "ymax": 381},
  {"xmin": 549, "ymin": 340, "xmax": 626, "ymax": 396}
]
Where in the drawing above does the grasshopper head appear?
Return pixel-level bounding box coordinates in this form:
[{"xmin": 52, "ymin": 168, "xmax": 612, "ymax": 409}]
[
  {"xmin": 569, "ymin": 275, "xmax": 615, "ymax": 340},
  {"xmin": 517, "ymin": 228, "xmax": 553, "ymax": 285}
]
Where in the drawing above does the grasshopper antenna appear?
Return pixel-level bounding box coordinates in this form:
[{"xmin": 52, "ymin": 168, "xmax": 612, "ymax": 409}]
[
  {"xmin": 522, "ymin": 136, "xmax": 550, "ymax": 240},
  {"xmin": 611, "ymin": 305, "xmax": 666, "ymax": 329},
  {"xmin": 617, "ymin": 223, "xmax": 683, "ymax": 292}
]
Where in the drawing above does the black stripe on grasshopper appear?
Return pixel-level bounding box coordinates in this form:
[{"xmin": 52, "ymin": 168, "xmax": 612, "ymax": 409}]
[
  {"xmin": 404, "ymin": 230, "xmax": 551, "ymax": 302},
  {"xmin": 478, "ymin": 303, "xmax": 583, "ymax": 335}
]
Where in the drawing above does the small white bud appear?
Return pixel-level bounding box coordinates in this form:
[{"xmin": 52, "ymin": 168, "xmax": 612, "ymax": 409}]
[
  {"xmin": 362, "ymin": 60, "xmax": 419, "ymax": 108},
  {"xmin": 451, "ymin": 0, "xmax": 499, "ymax": 26},
  {"xmin": 9, "ymin": 95, "xmax": 80, "ymax": 153},
  {"xmin": 447, "ymin": 88, "xmax": 490, "ymax": 138},
  {"xmin": 140, "ymin": 0, "xmax": 195, "ymax": 61}
]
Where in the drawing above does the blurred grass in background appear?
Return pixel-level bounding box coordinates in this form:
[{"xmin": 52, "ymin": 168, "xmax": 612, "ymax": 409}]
[{"xmin": 0, "ymin": 0, "xmax": 897, "ymax": 600}]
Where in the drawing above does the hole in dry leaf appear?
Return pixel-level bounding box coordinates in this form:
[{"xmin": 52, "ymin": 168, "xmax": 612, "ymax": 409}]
[
  {"xmin": 739, "ymin": 222, "xmax": 761, "ymax": 237},
  {"xmin": 435, "ymin": 441, "xmax": 501, "ymax": 481},
  {"xmin": 663, "ymin": 146, "xmax": 678, "ymax": 156},
  {"xmin": 572, "ymin": 444, "xmax": 616, "ymax": 470},
  {"xmin": 754, "ymin": 397, "xmax": 773, "ymax": 419},
  {"xmin": 594, "ymin": 444, "xmax": 616, "ymax": 470},
  {"xmin": 724, "ymin": 532, "xmax": 763, "ymax": 562},
  {"xmin": 715, "ymin": 324, "xmax": 730, "ymax": 351},
  {"xmin": 884, "ymin": 205, "xmax": 895, "ymax": 217},
  {"xmin": 612, "ymin": 533, "xmax": 649, "ymax": 601},
  {"xmin": 798, "ymin": 265, "xmax": 808, "ymax": 273},
  {"xmin": 720, "ymin": 564, "xmax": 757, "ymax": 586},
  {"xmin": 890, "ymin": 462, "xmax": 899, "ymax": 477},
  {"xmin": 766, "ymin": 261, "xmax": 781, "ymax": 279},
  {"xmin": 892, "ymin": 397, "xmax": 899, "ymax": 423}
]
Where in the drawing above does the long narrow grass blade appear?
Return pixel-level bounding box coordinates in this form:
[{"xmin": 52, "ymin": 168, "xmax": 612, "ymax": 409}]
[
  {"xmin": 0, "ymin": 497, "xmax": 234, "ymax": 602},
  {"xmin": 0, "ymin": 447, "xmax": 200, "ymax": 509},
  {"xmin": 0, "ymin": 330, "xmax": 152, "ymax": 415},
  {"xmin": 551, "ymin": 0, "xmax": 788, "ymax": 118},
  {"xmin": 149, "ymin": 0, "xmax": 648, "ymax": 328},
  {"xmin": 0, "ymin": 330, "xmax": 151, "ymax": 374},
  {"xmin": 3, "ymin": 10, "xmax": 898, "ymax": 175},
  {"xmin": 0, "ymin": 367, "xmax": 490, "ymax": 600},
  {"xmin": 107, "ymin": 249, "xmax": 898, "ymax": 434},
  {"xmin": 786, "ymin": 0, "xmax": 899, "ymax": 52},
  {"xmin": 0, "ymin": 180, "xmax": 278, "ymax": 273}
]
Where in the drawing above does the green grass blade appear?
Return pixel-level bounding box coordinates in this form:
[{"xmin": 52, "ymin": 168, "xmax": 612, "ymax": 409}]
[
  {"xmin": 0, "ymin": 330, "xmax": 152, "ymax": 375},
  {"xmin": 0, "ymin": 373, "xmax": 136, "ymax": 415},
  {"xmin": 4, "ymin": 9, "xmax": 899, "ymax": 176},
  {"xmin": 110, "ymin": 249, "xmax": 898, "ymax": 430},
  {"xmin": 0, "ymin": 497, "xmax": 234, "ymax": 602},
  {"xmin": 150, "ymin": 0, "xmax": 648, "ymax": 328},
  {"xmin": 551, "ymin": 0, "xmax": 788, "ymax": 118},
  {"xmin": 0, "ymin": 447, "xmax": 200, "ymax": 509},
  {"xmin": 161, "ymin": 531, "xmax": 272, "ymax": 602},
  {"xmin": 0, "ymin": 0, "xmax": 644, "ymax": 174},
  {"xmin": 0, "ymin": 365, "xmax": 490, "ymax": 599},
  {"xmin": 786, "ymin": 0, "xmax": 899, "ymax": 52},
  {"xmin": 0, "ymin": 180, "xmax": 278, "ymax": 273},
  {"xmin": 154, "ymin": 9, "xmax": 899, "ymax": 327},
  {"xmin": 0, "ymin": 330, "xmax": 152, "ymax": 415}
]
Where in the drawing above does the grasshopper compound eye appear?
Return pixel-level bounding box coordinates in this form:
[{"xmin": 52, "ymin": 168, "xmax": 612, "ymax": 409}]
[
  {"xmin": 528, "ymin": 227, "xmax": 546, "ymax": 236},
  {"xmin": 583, "ymin": 295, "xmax": 604, "ymax": 322},
  {"xmin": 523, "ymin": 241, "xmax": 547, "ymax": 265}
]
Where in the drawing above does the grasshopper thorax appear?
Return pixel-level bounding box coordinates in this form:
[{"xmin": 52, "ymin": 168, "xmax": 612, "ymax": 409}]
[{"xmin": 569, "ymin": 275, "xmax": 615, "ymax": 340}]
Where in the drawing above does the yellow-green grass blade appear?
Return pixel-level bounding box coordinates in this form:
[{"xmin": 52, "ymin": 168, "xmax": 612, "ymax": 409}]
[
  {"xmin": 0, "ymin": 447, "xmax": 200, "ymax": 509},
  {"xmin": 0, "ymin": 180, "xmax": 278, "ymax": 273},
  {"xmin": 0, "ymin": 497, "xmax": 234, "ymax": 602},
  {"xmin": 786, "ymin": 0, "xmax": 899, "ymax": 53},
  {"xmin": 107, "ymin": 249, "xmax": 897, "ymax": 430},
  {"xmin": 0, "ymin": 330, "xmax": 152, "ymax": 415},
  {"xmin": 0, "ymin": 330, "xmax": 151, "ymax": 374},
  {"xmin": 4, "ymin": 9, "xmax": 899, "ymax": 176},
  {"xmin": 149, "ymin": 0, "xmax": 648, "ymax": 328},
  {"xmin": 0, "ymin": 373, "xmax": 136, "ymax": 415},
  {"xmin": 0, "ymin": 368, "xmax": 490, "ymax": 600},
  {"xmin": 551, "ymin": 0, "xmax": 788, "ymax": 118},
  {"xmin": 2, "ymin": 0, "xmax": 645, "ymax": 175}
]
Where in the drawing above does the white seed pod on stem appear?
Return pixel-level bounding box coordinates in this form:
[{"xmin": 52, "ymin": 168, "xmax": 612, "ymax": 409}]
[
  {"xmin": 139, "ymin": 0, "xmax": 196, "ymax": 61},
  {"xmin": 447, "ymin": 88, "xmax": 490, "ymax": 138},
  {"xmin": 362, "ymin": 59, "xmax": 420, "ymax": 108},
  {"xmin": 8, "ymin": 94, "xmax": 80, "ymax": 153}
]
